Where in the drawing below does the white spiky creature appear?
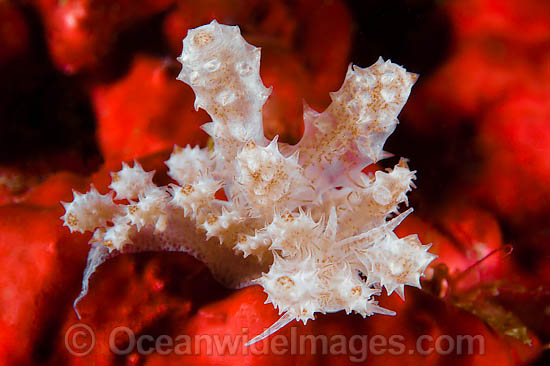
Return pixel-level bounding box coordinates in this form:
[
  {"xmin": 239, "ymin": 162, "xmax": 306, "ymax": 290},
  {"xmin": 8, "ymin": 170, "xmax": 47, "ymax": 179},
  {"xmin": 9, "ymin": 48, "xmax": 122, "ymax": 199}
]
[{"xmin": 61, "ymin": 21, "xmax": 436, "ymax": 344}]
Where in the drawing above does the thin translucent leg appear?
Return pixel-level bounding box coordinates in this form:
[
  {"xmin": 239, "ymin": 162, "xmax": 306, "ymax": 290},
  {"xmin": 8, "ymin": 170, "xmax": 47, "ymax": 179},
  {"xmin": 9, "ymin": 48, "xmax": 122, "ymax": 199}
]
[{"xmin": 245, "ymin": 312, "xmax": 294, "ymax": 346}]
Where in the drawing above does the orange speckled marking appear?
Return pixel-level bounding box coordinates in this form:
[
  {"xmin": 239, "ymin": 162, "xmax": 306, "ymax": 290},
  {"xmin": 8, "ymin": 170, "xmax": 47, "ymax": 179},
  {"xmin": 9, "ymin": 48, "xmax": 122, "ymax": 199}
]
[
  {"xmin": 193, "ymin": 31, "xmax": 214, "ymax": 47},
  {"xmin": 206, "ymin": 214, "xmax": 218, "ymax": 225},
  {"xmin": 66, "ymin": 213, "xmax": 79, "ymax": 227},
  {"xmin": 181, "ymin": 185, "xmax": 194, "ymax": 195},
  {"xmin": 277, "ymin": 276, "xmax": 295, "ymax": 289}
]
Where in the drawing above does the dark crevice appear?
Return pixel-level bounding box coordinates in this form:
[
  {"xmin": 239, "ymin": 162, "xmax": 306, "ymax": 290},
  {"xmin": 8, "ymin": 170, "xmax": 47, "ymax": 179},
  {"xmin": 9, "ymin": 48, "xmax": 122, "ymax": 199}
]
[{"xmin": 0, "ymin": 4, "xmax": 101, "ymax": 176}]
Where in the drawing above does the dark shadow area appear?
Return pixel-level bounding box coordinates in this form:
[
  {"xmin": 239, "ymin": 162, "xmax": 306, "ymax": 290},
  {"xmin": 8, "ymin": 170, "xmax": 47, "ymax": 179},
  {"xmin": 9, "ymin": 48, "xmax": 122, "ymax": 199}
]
[
  {"xmin": 386, "ymin": 119, "xmax": 480, "ymax": 212},
  {"xmin": 346, "ymin": 0, "xmax": 458, "ymax": 211},
  {"xmin": 86, "ymin": 8, "xmax": 174, "ymax": 84},
  {"xmin": 0, "ymin": 4, "xmax": 100, "ymax": 175},
  {"xmin": 346, "ymin": 0, "xmax": 452, "ymax": 76}
]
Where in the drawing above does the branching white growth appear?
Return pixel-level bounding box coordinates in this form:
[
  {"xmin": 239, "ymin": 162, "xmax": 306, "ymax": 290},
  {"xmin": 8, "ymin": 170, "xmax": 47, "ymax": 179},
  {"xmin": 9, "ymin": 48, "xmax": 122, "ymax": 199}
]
[{"xmin": 61, "ymin": 21, "xmax": 436, "ymax": 344}]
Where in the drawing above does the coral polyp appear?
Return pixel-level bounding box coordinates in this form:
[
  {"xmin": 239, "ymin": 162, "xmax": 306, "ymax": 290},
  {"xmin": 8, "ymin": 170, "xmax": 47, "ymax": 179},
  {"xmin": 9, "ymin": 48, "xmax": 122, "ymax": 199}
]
[{"xmin": 61, "ymin": 20, "xmax": 435, "ymax": 344}]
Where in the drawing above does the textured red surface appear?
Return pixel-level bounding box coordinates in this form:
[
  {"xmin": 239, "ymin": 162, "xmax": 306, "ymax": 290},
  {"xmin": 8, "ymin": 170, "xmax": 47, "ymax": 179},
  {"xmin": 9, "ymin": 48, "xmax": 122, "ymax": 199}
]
[
  {"xmin": 30, "ymin": 0, "xmax": 174, "ymax": 73},
  {"xmin": 0, "ymin": 0, "xmax": 549, "ymax": 364}
]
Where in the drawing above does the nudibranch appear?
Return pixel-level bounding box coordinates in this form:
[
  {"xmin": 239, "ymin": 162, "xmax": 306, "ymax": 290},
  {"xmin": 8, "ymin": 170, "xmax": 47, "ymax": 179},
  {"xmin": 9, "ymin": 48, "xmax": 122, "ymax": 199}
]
[{"xmin": 61, "ymin": 20, "xmax": 436, "ymax": 344}]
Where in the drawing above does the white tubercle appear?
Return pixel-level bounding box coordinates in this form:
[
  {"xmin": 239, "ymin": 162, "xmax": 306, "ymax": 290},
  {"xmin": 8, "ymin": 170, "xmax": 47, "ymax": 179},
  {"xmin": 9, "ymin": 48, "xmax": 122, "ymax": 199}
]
[
  {"xmin": 109, "ymin": 161, "xmax": 155, "ymax": 201},
  {"xmin": 61, "ymin": 186, "xmax": 122, "ymax": 233},
  {"xmin": 165, "ymin": 145, "xmax": 214, "ymax": 186},
  {"xmin": 233, "ymin": 137, "xmax": 315, "ymax": 218}
]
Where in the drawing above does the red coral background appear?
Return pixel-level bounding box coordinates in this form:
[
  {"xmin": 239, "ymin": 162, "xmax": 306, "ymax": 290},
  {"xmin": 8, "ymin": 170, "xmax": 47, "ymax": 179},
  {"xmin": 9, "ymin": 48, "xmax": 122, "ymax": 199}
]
[{"xmin": 0, "ymin": 0, "xmax": 549, "ymax": 365}]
